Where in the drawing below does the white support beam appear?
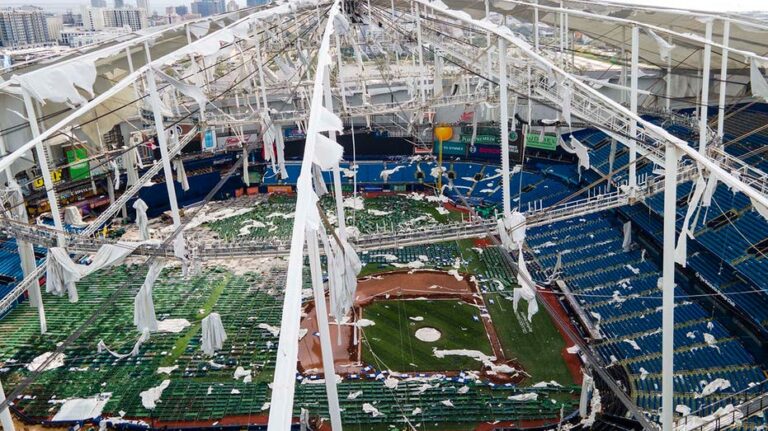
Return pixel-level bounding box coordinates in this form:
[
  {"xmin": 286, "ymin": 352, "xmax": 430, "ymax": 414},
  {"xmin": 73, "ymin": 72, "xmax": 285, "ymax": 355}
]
[
  {"xmin": 499, "ymin": 38, "xmax": 511, "ymax": 218},
  {"xmin": 415, "ymin": 4, "xmax": 426, "ymax": 103},
  {"xmin": 0, "ymin": 377, "xmax": 14, "ymax": 431},
  {"xmin": 629, "ymin": 26, "xmax": 639, "ymax": 190},
  {"xmin": 0, "ymin": 134, "xmax": 45, "ymax": 333},
  {"xmin": 268, "ymin": 1, "xmax": 342, "ymax": 428},
  {"xmin": 533, "ymin": 0, "xmax": 539, "ymax": 52},
  {"xmin": 665, "ymin": 36, "xmax": 672, "ymax": 112},
  {"xmin": 661, "ymin": 143, "xmax": 678, "ymax": 431},
  {"xmin": 254, "ymin": 28, "xmax": 269, "ymax": 109},
  {"xmin": 146, "ymin": 66, "xmax": 183, "ymax": 254},
  {"xmin": 323, "ymin": 67, "xmax": 347, "ymax": 241},
  {"xmin": 22, "ymin": 90, "xmax": 65, "ymax": 247},
  {"xmin": 307, "ymin": 229, "xmax": 343, "ymax": 431},
  {"xmin": 698, "ymin": 20, "xmax": 713, "ymax": 152},
  {"xmin": 486, "ymin": 0, "xmax": 768, "ymax": 67},
  {"xmin": 413, "ymin": 0, "xmax": 768, "ymax": 207},
  {"xmin": 334, "ymin": 33, "xmax": 348, "ymax": 113},
  {"xmin": 717, "ymin": 20, "xmax": 730, "ymax": 138},
  {"xmin": 559, "ymin": 1, "xmax": 565, "ymax": 59}
]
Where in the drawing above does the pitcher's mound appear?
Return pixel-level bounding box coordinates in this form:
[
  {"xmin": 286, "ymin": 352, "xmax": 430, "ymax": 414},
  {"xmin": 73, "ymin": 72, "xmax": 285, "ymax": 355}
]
[{"xmin": 415, "ymin": 327, "xmax": 441, "ymax": 342}]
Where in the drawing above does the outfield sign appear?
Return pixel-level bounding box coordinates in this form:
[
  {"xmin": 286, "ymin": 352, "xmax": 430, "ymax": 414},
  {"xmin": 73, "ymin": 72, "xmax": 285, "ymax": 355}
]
[
  {"xmin": 32, "ymin": 169, "xmax": 62, "ymax": 190},
  {"xmin": 526, "ymin": 133, "xmax": 558, "ymax": 151},
  {"xmin": 466, "ymin": 129, "xmax": 524, "ymax": 163},
  {"xmin": 460, "ymin": 134, "xmax": 497, "ymax": 144},
  {"xmin": 433, "ymin": 141, "xmax": 467, "ymax": 157}
]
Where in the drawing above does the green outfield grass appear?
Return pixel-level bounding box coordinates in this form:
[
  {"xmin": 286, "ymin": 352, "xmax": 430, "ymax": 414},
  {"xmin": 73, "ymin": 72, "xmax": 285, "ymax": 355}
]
[
  {"xmin": 456, "ymin": 242, "xmax": 575, "ymax": 386},
  {"xmin": 361, "ymin": 299, "xmax": 493, "ymax": 372},
  {"xmin": 483, "ymin": 295, "xmax": 575, "ymax": 386}
]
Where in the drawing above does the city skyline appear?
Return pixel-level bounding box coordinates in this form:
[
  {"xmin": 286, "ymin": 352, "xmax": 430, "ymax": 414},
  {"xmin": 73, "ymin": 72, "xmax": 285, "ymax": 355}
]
[{"xmin": 4, "ymin": 0, "xmax": 252, "ymax": 15}]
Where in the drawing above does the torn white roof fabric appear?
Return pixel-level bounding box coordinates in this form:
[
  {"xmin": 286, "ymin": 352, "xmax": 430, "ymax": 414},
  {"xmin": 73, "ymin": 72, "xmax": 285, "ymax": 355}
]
[
  {"xmin": 201, "ymin": 312, "xmax": 227, "ymax": 356},
  {"xmin": 172, "ymin": 158, "xmax": 190, "ymax": 192},
  {"xmin": 675, "ymin": 174, "xmax": 706, "ymax": 267},
  {"xmin": 750, "ymin": 58, "xmax": 768, "ymax": 103},
  {"xmin": 98, "ymin": 328, "xmax": 150, "ymax": 359},
  {"xmin": 46, "ymin": 243, "xmax": 140, "ymax": 303},
  {"xmin": 134, "ymin": 261, "xmax": 163, "ymax": 332},
  {"xmin": 14, "ymin": 59, "xmax": 97, "ymax": 106},
  {"xmin": 133, "ymin": 199, "xmax": 150, "ymax": 241}
]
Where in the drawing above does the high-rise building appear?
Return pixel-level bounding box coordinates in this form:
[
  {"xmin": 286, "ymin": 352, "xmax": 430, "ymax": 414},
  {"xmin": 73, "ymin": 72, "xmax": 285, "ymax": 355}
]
[
  {"xmin": 136, "ymin": 0, "xmax": 149, "ymax": 12},
  {"xmin": 103, "ymin": 8, "xmax": 147, "ymax": 30},
  {"xmin": 114, "ymin": 0, "xmax": 125, "ymax": 8},
  {"xmin": 0, "ymin": 7, "xmax": 51, "ymax": 48},
  {"xmin": 45, "ymin": 15, "xmax": 62, "ymax": 42},
  {"xmin": 226, "ymin": 0, "xmax": 239, "ymax": 12},
  {"xmin": 81, "ymin": 6, "xmax": 105, "ymax": 31},
  {"xmin": 246, "ymin": 0, "xmax": 268, "ymax": 6},
  {"xmin": 91, "ymin": 0, "xmax": 107, "ymax": 7},
  {"xmin": 175, "ymin": 5, "xmax": 188, "ymax": 16},
  {"xmin": 61, "ymin": 10, "xmax": 82, "ymax": 26},
  {"xmin": 191, "ymin": 0, "xmax": 225, "ymax": 17}
]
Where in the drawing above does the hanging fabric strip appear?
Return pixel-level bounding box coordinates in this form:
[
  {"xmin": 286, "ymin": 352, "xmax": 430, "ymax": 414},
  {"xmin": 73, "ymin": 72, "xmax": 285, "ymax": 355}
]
[
  {"xmin": 496, "ymin": 218, "xmax": 515, "ymax": 251},
  {"xmin": 124, "ymin": 147, "xmax": 140, "ymax": 187},
  {"xmin": 260, "ymin": 111, "xmax": 278, "ymax": 174},
  {"xmin": 561, "ymin": 83, "xmax": 572, "ymax": 126},
  {"xmin": 622, "ymin": 221, "xmax": 632, "ymax": 252},
  {"xmin": 569, "ymin": 136, "xmax": 590, "ymax": 171},
  {"xmin": 98, "ymin": 328, "xmax": 151, "ymax": 359},
  {"xmin": 675, "ymin": 174, "xmax": 707, "ymax": 267},
  {"xmin": 553, "ymin": 253, "xmax": 562, "ymax": 276},
  {"xmin": 243, "ymin": 148, "xmax": 250, "ymax": 187},
  {"xmin": 515, "ymin": 251, "xmax": 538, "ymax": 322},
  {"xmin": 312, "ymin": 164, "xmax": 328, "ymax": 196},
  {"xmin": 750, "ymin": 58, "xmax": 768, "ymax": 103},
  {"xmin": 313, "ymin": 134, "xmax": 344, "ymax": 170},
  {"xmin": 702, "ymin": 173, "xmax": 717, "ymax": 208},
  {"xmin": 751, "ymin": 197, "xmax": 768, "ymax": 221},
  {"xmin": 134, "ymin": 261, "xmax": 163, "ymax": 332},
  {"xmin": 275, "ymin": 130, "xmax": 288, "ymax": 179},
  {"xmin": 201, "ymin": 312, "xmax": 227, "ymax": 356},
  {"xmin": 133, "ymin": 199, "xmax": 150, "ymax": 241},
  {"xmin": 172, "ymin": 158, "xmax": 190, "ymax": 191},
  {"xmin": 644, "ymin": 28, "xmax": 675, "ymax": 62},
  {"xmin": 507, "ymin": 211, "xmax": 527, "ymax": 246},
  {"xmin": 46, "ymin": 243, "xmax": 140, "ymax": 302},
  {"xmin": 111, "ymin": 161, "xmax": 121, "ymax": 191},
  {"xmin": 317, "ymin": 227, "xmax": 342, "ymax": 321},
  {"xmin": 154, "ymin": 67, "xmax": 208, "ymax": 116}
]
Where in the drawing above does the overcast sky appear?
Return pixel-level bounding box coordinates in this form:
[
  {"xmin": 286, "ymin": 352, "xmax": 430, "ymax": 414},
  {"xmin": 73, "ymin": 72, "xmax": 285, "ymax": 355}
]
[
  {"xmin": 605, "ymin": 0, "xmax": 766, "ymax": 12},
  {"xmin": 6, "ymin": 0, "xmax": 768, "ymax": 15}
]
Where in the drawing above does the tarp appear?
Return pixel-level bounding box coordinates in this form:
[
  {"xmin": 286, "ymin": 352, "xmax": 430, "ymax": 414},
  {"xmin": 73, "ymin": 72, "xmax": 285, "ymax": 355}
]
[{"xmin": 46, "ymin": 243, "xmax": 140, "ymax": 302}]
